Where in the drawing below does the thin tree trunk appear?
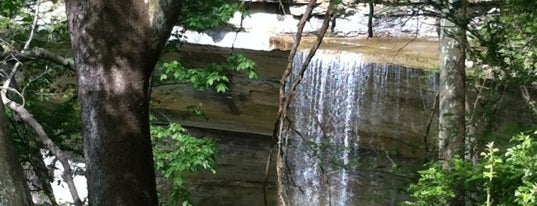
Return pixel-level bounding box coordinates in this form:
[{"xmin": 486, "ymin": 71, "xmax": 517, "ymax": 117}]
[
  {"xmin": 65, "ymin": 0, "xmax": 181, "ymax": 205},
  {"xmin": 439, "ymin": 1, "xmax": 467, "ymax": 165},
  {"xmin": 368, "ymin": 0, "xmax": 374, "ymax": 38},
  {"xmin": 0, "ymin": 103, "xmax": 32, "ymax": 206},
  {"xmin": 275, "ymin": 0, "xmax": 336, "ymax": 205},
  {"xmin": 438, "ymin": 0, "xmax": 468, "ymax": 205}
]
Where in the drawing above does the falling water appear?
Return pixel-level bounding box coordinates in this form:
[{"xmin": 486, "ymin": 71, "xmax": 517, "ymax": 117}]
[{"xmin": 281, "ymin": 50, "xmax": 437, "ymax": 205}]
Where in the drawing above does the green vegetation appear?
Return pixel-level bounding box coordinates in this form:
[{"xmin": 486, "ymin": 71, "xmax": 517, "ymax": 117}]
[
  {"xmin": 158, "ymin": 53, "xmax": 257, "ymax": 93},
  {"xmin": 151, "ymin": 123, "xmax": 218, "ymax": 206},
  {"xmin": 405, "ymin": 132, "xmax": 537, "ymax": 206},
  {"xmin": 180, "ymin": 0, "xmax": 247, "ymax": 31},
  {"xmin": 471, "ymin": 1, "xmax": 537, "ymax": 85},
  {"xmin": 406, "ymin": 0, "xmax": 537, "ymax": 204}
]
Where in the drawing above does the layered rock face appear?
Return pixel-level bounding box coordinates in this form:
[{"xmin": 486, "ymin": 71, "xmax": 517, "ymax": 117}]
[
  {"xmin": 152, "ymin": 39, "xmax": 440, "ymax": 205},
  {"xmin": 154, "ymin": 38, "xmax": 439, "ymax": 136},
  {"xmin": 175, "ymin": 0, "xmax": 438, "ymax": 51}
]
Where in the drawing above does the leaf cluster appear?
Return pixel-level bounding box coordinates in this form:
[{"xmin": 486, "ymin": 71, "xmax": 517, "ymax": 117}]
[
  {"xmin": 179, "ymin": 0, "xmax": 245, "ymax": 31},
  {"xmin": 158, "ymin": 53, "xmax": 257, "ymax": 93},
  {"xmin": 1, "ymin": 3, "xmax": 69, "ymax": 52},
  {"xmin": 151, "ymin": 123, "xmax": 218, "ymax": 206},
  {"xmin": 469, "ymin": 0, "xmax": 537, "ymax": 85},
  {"xmin": 0, "ymin": 0, "xmax": 27, "ymax": 18},
  {"xmin": 405, "ymin": 131, "xmax": 537, "ymax": 206}
]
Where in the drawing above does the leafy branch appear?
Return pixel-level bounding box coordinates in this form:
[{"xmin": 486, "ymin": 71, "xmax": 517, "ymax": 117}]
[
  {"xmin": 157, "ymin": 53, "xmax": 256, "ymax": 93},
  {"xmin": 151, "ymin": 123, "xmax": 218, "ymax": 206}
]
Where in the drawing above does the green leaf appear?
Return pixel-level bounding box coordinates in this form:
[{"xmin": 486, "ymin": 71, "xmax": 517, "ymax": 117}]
[
  {"xmin": 216, "ymin": 84, "xmax": 227, "ymax": 93},
  {"xmin": 248, "ymin": 71, "xmax": 258, "ymax": 79}
]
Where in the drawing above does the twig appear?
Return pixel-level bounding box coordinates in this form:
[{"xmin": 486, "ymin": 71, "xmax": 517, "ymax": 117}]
[
  {"xmin": 521, "ymin": 85, "xmax": 537, "ymax": 116},
  {"xmin": 263, "ymin": 142, "xmax": 274, "ymax": 206},
  {"xmin": 0, "ymin": 37, "xmax": 17, "ymax": 56},
  {"xmin": 278, "ymin": 0, "xmax": 287, "ymax": 16},
  {"xmin": 22, "ymin": 66, "xmax": 51, "ymax": 96},
  {"xmin": 274, "ymin": 1, "xmax": 317, "ymax": 205},
  {"xmin": 274, "ymin": 0, "xmax": 316, "ymax": 206},
  {"xmin": 22, "ymin": 1, "xmax": 40, "ymax": 50},
  {"xmin": 390, "ymin": 36, "xmax": 417, "ymax": 65},
  {"xmin": 423, "ymin": 93, "xmax": 438, "ymax": 156},
  {"xmin": 0, "ymin": 87, "xmax": 26, "ymax": 106}
]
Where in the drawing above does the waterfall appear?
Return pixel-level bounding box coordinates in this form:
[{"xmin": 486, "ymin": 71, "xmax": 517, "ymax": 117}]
[{"xmin": 281, "ymin": 50, "xmax": 437, "ymax": 205}]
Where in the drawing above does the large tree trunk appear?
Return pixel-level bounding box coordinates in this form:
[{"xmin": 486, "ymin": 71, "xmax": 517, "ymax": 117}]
[
  {"xmin": 439, "ymin": 0, "xmax": 467, "ymax": 204},
  {"xmin": 65, "ymin": 1, "xmax": 181, "ymax": 205},
  {"xmin": 0, "ymin": 103, "xmax": 32, "ymax": 206}
]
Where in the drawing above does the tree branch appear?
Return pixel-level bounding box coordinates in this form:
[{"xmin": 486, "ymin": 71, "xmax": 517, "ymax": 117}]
[
  {"xmin": 274, "ymin": 0, "xmax": 336, "ymax": 205},
  {"xmin": 274, "ymin": 1, "xmax": 318, "ymax": 205},
  {"xmin": 3, "ymin": 99, "xmax": 83, "ymax": 205},
  {"xmin": 1, "ymin": 48, "xmax": 74, "ymax": 71}
]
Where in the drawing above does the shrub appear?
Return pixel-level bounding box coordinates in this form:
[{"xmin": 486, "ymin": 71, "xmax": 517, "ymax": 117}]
[{"xmin": 405, "ymin": 131, "xmax": 537, "ymax": 206}]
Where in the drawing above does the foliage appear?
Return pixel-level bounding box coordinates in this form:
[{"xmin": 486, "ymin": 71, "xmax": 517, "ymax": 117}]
[
  {"xmin": 0, "ymin": 0, "xmax": 26, "ymax": 18},
  {"xmin": 158, "ymin": 53, "xmax": 257, "ymax": 93},
  {"xmin": 469, "ymin": 0, "xmax": 537, "ymax": 84},
  {"xmin": 405, "ymin": 131, "xmax": 537, "ymax": 206},
  {"xmin": 151, "ymin": 123, "xmax": 218, "ymax": 206},
  {"xmin": 482, "ymin": 142, "xmax": 501, "ymax": 206},
  {"xmin": 179, "ymin": 0, "xmax": 247, "ymax": 31},
  {"xmin": 404, "ymin": 166, "xmax": 455, "ymax": 206}
]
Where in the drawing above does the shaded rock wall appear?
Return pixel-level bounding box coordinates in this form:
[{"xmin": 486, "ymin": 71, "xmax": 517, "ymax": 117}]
[{"xmin": 182, "ymin": 127, "xmax": 277, "ymax": 206}]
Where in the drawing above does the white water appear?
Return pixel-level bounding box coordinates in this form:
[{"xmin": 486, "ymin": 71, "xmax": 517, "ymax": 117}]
[
  {"xmin": 42, "ymin": 154, "xmax": 87, "ymax": 205},
  {"xmin": 283, "ymin": 50, "xmax": 437, "ymax": 205}
]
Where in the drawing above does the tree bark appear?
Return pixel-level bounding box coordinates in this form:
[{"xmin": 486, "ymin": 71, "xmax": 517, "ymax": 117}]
[
  {"xmin": 439, "ymin": 2, "xmax": 467, "ymax": 163},
  {"xmin": 438, "ymin": 0, "xmax": 467, "ymax": 205},
  {"xmin": 65, "ymin": 0, "xmax": 181, "ymax": 205},
  {"xmin": 0, "ymin": 103, "xmax": 32, "ymax": 206}
]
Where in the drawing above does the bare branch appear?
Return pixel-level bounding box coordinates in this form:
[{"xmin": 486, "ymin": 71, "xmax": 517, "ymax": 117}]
[
  {"xmin": 1, "ymin": 87, "xmax": 26, "ymax": 106},
  {"xmin": 1, "ymin": 48, "xmax": 74, "ymax": 71},
  {"xmin": 4, "ymin": 99, "xmax": 83, "ymax": 206},
  {"xmin": 274, "ymin": 1, "xmax": 318, "ymax": 205},
  {"xmin": 391, "ymin": 36, "xmax": 418, "ymax": 64},
  {"xmin": 274, "ymin": 0, "xmax": 336, "ymax": 205}
]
